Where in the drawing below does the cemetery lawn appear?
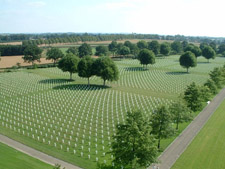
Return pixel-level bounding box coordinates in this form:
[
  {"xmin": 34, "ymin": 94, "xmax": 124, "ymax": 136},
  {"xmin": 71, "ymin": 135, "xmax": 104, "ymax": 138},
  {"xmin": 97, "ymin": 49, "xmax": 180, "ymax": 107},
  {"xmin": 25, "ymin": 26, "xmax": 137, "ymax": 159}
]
[
  {"xmin": 0, "ymin": 142, "xmax": 52, "ymax": 169},
  {"xmin": 0, "ymin": 56, "xmax": 225, "ymax": 169},
  {"xmin": 172, "ymin": 99, "xmax": 225, "ymax": 169}
]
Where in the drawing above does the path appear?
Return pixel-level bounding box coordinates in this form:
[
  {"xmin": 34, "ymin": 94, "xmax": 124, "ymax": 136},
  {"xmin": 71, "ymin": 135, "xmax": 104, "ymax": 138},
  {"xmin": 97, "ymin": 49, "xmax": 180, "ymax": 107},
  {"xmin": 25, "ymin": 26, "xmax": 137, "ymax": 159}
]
[
  {"xmin": 150, "ymin": 87, "xmax": 225, "ymax": 169},
  {"xmin": 0, "ymin": 134, "xmax": 82, "ymax": 169}
]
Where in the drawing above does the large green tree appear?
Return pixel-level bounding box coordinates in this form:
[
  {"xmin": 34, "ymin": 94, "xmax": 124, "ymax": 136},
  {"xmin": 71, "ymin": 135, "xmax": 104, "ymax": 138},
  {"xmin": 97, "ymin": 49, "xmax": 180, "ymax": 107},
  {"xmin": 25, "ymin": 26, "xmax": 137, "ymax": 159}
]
[
  {"xmin": 148, "ymin": 40, "xmax": 160, "ymax": 55},
  {"xmin": 118, "ymin": 46, "xmax": 130, "ymax": 58},
  {"xmin": 171, "ymin": 41, "xmax": 183, "ymax": 54},
  {"xmin": 209, "ymin": 67, "xmax": 223, "ymax": 88},
  {"xmin": 184, "ymin": 82, "xmax": 202, "ymax": 111},
  {"xmin": 169, "ymin": 102, "xmax": 192, "ymax": 130},
  {"xmin": 77, "ymin": 56, "xmax": 94, "ymax": 85},
  {"xmin": 58, "ymin": 53, "xmax": 79, "ymax": 80},
  {"xmin": 108, "ymin": 41, "xmax": 118, "ymax": 57},
  {"xmin": 23, "ymin": 45, "xmax": 42, "ymax": 65},
  {"xmin": 150, "ymin": 105, "xmax": 174, "ymax": 149},
  {"xmin": 92, "ymin": 56, "xmax": 119, "ymax": 86},
  {"xmin": 202, "ymin": 46, "xmax": 216, "ymax": 62},
  {"xmin": 204, "ymin": 79, "xmax": 217, "ymax": 94},
  {"xmin": 78, "ymin": 43, "xmax": 92, "ymax": 58},
  {"xmin": 137, "ymin": 40, "xmax": 148, "ymax": 49},
  {"xmin": 46, "ymin": 48, "xmax": 64, "ymax": 65},
  {"xmin": 95, "ymin": 45, "xmax": 109, "ymax": 56},
  {"xmin": 184, "ymin": 44, "xmax": 202, "ymax": 57},
  {"xmin": 111, "ymin": 110, "xmax": 157, "ymax": 169},
  {"xmin": 160, "ymin": 43, "xmax": 171, "ymax": 56},
  {"xmin": 179, "ymin": 51, "xmax": 197, "ymax": 73},
  {"xmin": 138, "ymin": 49, "xmax": 155, "ymax": 68}
]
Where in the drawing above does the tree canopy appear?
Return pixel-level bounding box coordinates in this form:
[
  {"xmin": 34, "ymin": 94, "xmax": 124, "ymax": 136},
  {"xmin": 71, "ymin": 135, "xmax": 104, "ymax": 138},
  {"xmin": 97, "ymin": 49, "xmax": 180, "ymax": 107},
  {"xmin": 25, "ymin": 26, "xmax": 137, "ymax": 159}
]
[
  {"xmin": 202, "ymin": 46, "xmax": 216, "ymax": 62},
  {"xmin": 179, "ymin": 51, "xmax": 197, "ymax": 73},
  {"xmin": 160, "ymin": 43, "xmax": 171, "ymax": 56},
  {"xmin": 95, "ymin": 45, "xmax": 109, "ymax": 56},
  {"xmin": 23, "ymin": 45, "xmax": 42, "ymax": 65},
  {"xmin": 148, "ymin": 40, "xmax": 160, "ymax": 55},
  {"xmin": 66, "ymin": 47, "xmax": 79, "ymax": 56},
  {"xmin": 118, "ymin": 46, "xmax": 130, "ymax": 57},
  {"xmin": 138, "ymin": 49, "xmax": 155, "ymax": 68},
  {"xmin": 78, "ymin": 43, "xmax": 92, "ymax": 58},
  {"xmin": 111, "ymin": 110, "xmax": 157, "ymax": 169},
  {"xmin": 77, "ymin": 56, "xmax": 94, "ymax": 85},
  {"xmin": 46, "ymin": 48, "xmax": 64, "ymax": 65},
  {"xmin": 108, "ymin": 41, "xmax": 118, "ymax": 56},
  {"xmin": 171, "ymin": 41, "xmax": 183, "ymax": 54},
  {"xmin": 137, "ymin": 40, "xmax": 148, "ymax": 49},
  {"xmin": 92, "ymin": 56, "xmax": 119, "ymax": 86},
  {"xmin": 184, "ymin": 44, "xmax": 202, "ymax": 57},
  {"xmin": 150, "ymin": 105, "xmax": 174, "ymax": 149},
  {"xmin": 58, "ymin": 53, "xmax": 79, "ymax": 80}
]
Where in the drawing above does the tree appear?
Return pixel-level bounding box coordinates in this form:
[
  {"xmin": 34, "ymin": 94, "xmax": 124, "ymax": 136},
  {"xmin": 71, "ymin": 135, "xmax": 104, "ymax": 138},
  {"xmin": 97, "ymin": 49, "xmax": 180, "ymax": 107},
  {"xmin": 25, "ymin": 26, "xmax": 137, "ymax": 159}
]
[
  {"xmin": 108, "ymin": 41, "xmax": 118, "ymax": 57},
  {"xmin": 204, "ymin": 79, "xmax": 217, "ymax": 94},
  {"xmin": 184, "ymin": 82, "xmax": 202, "ymax": 111},
  {"xmin": 111, "ymin": 110, "xmax": 157, "ymax": 169},
  {"xmin": 209, "ymin": 67, "xmax": 223, "ymax": 88},
  {"xmin": 202, "ymin": 46, "xmax": 216, "ymax": 62},
  {"xmin": 160, "ymin": 43, "xmax": 171, "ymax": 56},
  {"xmin": 92, "ymin": 56, "xmax": 119, "ymax": 86},
  {"xmin": 138, "ymin": 49, "xmax": 155, "ymax": 68},
  {"xmin": 171, "ymin": 41, "xmax": 183, "ymax": 54},
  {"xmin": 209, "ymin": 41, "xmax": 217, "ymax": 52},
  {"xmin": 184, "ymin": 44, "xmax": 202, "ymax": 57},
  {"xmin": 182, "ymin": 41, "xmax": 188, "ymax": 50},
  {"xmin": 77, "ymin": 56, "xmax": 94, "ymax": 85},
  {"xmin": 23, "ymin": 45, "xmax": 42, "ymax": 65},
  {"xmin": 46, "ymin": 48, "xmax": 64, "ymax": 65},
  {"xmin": 95, "ymin": 45, "xmax": 109, "ymax": 56},
  {"xmin": 218, "ymin": 44, "xmax": 225, "ymax": 54},
  {"xmin": 66, "ymin": 47, "xmax": 79, "ymax": 56},
  {"xmin": 137, "ymin": 40, "xmax": 148, "ymax": 49},
  {"xmin": 169, "ymin": 101, "xmax": 192, "ymax": 130},
  {"xmin": 200, "ymin": 42, "xmax": 208, "ymax": 50},
  {"xmin": 78, "ymin": 43, "xmax": 92, "ymax": 58},
  {"xmin": 58, "ymin": 53, "xmax": 79, "ymax": 80},
  {"xmin": 124, "ymin": 40, "xmax": 132, "ymax": 49},
  {"xmin": 118, "ymin": 46, "xmax": 130, "ymax": 58},
  {"xmin": 129, "ymin": 44, "xmax": 139, "ymax": 58},
  {"xmin": 150, "ymin": 105, "xmax": 174, "ymax": 149},
  {"xmin": 148, "ymin": 40, "xmax": 160, "ymax": 55},
  {"xmin": 179, "ymin": 51, "xmax": 197, "ymax": 73}
]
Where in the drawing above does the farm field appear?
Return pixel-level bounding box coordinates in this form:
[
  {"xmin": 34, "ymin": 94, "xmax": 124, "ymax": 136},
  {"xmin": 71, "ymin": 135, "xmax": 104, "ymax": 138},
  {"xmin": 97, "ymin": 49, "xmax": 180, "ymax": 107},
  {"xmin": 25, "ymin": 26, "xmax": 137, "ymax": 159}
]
[
  {"xmin": 172, "ymin": 99, "xmax": 225, "ymax": 169},
  {"xmin": 0, "ymin": 55, "xmax": 224, "ymax": 168},
  {"xmin": 0, "ymin": 142, "xmax": 52, "ymax": 169}
]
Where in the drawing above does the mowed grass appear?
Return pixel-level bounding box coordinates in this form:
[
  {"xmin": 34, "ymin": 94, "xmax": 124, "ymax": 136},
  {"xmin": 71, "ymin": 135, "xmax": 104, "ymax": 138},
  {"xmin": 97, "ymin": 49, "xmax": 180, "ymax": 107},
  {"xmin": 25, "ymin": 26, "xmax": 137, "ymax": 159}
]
[
  {"xmin": 0, "ymin": 56, "xmax": 225, "ymax": 169},
  {"xmin": 172, "ymin": 99, "xmax": 225, "ymax": 169},
  {"xmin": 0, "ymin": 142, "xmax": 52, "ymax": 169}
]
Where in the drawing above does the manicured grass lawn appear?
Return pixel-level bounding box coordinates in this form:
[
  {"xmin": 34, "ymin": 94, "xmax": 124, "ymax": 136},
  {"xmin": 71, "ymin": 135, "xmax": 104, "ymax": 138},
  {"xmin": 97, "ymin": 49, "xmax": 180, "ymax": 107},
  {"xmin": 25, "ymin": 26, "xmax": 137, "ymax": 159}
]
[
  {"xmin": 172, "ymin": 99, "xmax": 225, "ymax": 169},
  {"xmin": 0, "ymin": 142, "xmax": 52, "ymax": 169}
]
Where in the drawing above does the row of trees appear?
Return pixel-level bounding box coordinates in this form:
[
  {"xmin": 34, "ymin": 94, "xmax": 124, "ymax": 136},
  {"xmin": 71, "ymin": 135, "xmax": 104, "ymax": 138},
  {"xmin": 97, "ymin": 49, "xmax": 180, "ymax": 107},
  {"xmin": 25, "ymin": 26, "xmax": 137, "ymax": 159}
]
[
  {"xmin": 0, "ymin": 45, "xmax": 25, "ymax": 56},
  {"xmin": 58, "ymin": 54, "xmax": 119, "ymax": 86}
]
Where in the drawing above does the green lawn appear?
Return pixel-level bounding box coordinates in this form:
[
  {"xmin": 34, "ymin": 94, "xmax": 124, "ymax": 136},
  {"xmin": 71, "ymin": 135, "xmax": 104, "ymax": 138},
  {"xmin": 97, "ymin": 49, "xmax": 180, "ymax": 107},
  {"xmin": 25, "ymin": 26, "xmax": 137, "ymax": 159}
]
[
  {"xmin": 0, "ymin": 142, "xmax": 52, "ymax": 169},
  {"xmin": 172, "ymin": 99, "xmax": 225, "ymax": 169},
  {"xmin": 0, "ymin": 56, "xmax": 224, "ymax": 169}
]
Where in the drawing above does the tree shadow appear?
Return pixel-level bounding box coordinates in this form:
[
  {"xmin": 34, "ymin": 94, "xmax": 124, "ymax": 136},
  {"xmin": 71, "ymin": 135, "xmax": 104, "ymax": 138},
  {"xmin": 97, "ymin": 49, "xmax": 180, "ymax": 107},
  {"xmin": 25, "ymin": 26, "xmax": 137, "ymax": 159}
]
[
  {"xmin": 53, "ymin": 84, "xmax": 111, "ymax": 91},
  {"xmin": 39, "ymin": 79, "xmax": 72, "ymax": 84},
  {"xmin": 166, "ymin": 72, "xmax": 188, "ymax": 75},
  {"xmin": 124, "ymin": 67, "xmax": 147, "ymax": 71},
  {"xmin": 197, "ymin": 61, "xmax": 209, "ymax": 64}
]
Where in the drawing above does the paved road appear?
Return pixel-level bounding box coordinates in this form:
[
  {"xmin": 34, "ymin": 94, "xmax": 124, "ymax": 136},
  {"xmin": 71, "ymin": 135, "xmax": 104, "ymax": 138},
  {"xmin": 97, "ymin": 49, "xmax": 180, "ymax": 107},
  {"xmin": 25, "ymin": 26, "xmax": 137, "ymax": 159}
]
[
  {"xmin": 0, "ymin": 134, "xmax": 82, "ymax": 169},
  {"xmin": 150, "ymin": 87, "xmax": 225, "ymax": 169}
]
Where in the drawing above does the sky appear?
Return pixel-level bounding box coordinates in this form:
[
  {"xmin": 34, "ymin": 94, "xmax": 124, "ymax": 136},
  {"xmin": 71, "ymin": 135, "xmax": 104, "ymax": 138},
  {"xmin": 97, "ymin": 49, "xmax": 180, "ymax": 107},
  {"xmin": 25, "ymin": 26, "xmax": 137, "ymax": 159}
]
[{"xmin": 0, "ymin": 0, "xmax": 225, "ymax": 37}]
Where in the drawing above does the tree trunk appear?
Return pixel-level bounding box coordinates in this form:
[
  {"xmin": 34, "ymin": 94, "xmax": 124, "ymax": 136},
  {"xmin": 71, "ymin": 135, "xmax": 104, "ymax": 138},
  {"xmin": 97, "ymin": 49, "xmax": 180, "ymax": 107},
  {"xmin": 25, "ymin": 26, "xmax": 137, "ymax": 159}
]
[
  {"xmin": 187, "ymin": 67, "xmax": 189, "ymax": 73},
  {"xmin": 70, "ymin": 72, "xmax": 72, "ymax": 80},
  {"xmin": 103, "ymin": 80, "xmax": 106, "ymax": 86},
  {"xmin": 158, "ymin": 137, "xmax": 161, "ymax": 149}
]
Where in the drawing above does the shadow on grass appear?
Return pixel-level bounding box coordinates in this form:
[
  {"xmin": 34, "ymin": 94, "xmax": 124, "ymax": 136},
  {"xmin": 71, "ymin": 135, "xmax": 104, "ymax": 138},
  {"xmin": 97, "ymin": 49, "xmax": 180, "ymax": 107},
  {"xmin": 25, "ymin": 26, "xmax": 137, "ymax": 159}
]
[
  {"xmin": 197, "ymin": 61, "xmax": 209, "ymax": 64},
  {"xmin": 166, "ymin": 71, "xmax": 188, "ymax": 75},
  {"xmin": 124, "ymin": 67, "xmax": 148, "ymax": 71},
  {"xmin": 39, "ymin": 78, "xmax": 73, "ymax": 84},
  {"xmin": 53, "ymin": 84, "xmax": 111, "ymax": 91}
]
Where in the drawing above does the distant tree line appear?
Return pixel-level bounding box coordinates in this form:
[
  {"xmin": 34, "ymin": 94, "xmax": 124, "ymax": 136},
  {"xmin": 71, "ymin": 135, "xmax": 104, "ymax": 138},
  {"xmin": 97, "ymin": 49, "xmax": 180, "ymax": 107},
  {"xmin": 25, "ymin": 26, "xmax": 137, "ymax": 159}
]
[{"xmin": 0, "ymin": 45, "xmax": 25, "ymax": 56}]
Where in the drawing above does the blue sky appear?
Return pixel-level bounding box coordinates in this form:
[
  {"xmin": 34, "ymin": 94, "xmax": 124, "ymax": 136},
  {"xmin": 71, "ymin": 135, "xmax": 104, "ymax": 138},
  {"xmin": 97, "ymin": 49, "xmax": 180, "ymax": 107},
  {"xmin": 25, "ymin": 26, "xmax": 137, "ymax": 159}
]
[{"xmin": 1, "ymin": 0, "xmax": 225, "ymax": 37}]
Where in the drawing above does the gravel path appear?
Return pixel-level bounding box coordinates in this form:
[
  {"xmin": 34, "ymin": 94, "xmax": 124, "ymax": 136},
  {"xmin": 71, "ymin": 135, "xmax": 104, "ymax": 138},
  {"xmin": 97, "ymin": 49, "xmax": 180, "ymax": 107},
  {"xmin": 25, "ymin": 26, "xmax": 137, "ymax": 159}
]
[
  {"xmin": 0, "ymin": 134, "xmax": 82, "ymax": 169},
  {"xmin": 150, "ymin": 87, "xmax": 225, "ymax": 169}
]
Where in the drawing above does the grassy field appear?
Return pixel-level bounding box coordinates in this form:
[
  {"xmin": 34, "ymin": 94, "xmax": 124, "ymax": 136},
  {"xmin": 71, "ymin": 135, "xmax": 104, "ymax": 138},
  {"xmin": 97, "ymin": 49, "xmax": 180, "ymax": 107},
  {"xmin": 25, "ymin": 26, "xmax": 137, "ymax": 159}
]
[
  {"xmin": 172, "ymin": 99, "xmax": 225, "ymax": 169},
  {"xmin": 0, "ymin": 142, "xmax": 52, "ymax": 169},
  {"xmin": 0, "ymin": 56, "xmax": 224, "ymax": 169}
]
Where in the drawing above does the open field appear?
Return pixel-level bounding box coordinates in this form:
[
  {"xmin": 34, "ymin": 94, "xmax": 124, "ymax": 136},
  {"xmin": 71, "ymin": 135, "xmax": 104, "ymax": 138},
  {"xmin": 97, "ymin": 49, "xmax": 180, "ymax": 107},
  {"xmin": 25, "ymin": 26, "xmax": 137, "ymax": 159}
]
[
  {"xmin": 172, "ymin": 99, "xmax": 225, "ymax": 169},
  {"xmin": 0, "ymin": 55, "xmax": 53, "ymax": 69},
  {"xmin": 0, "ymin": 142, "xmax": 52, "ymax": 169},
  {"xmin": 0, "ymin": 41, "xmax": 22, "ymax": 45},
  {"xmin": 0, "ymin": 56, "xmax": 224, "ymax": 168}
]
